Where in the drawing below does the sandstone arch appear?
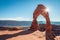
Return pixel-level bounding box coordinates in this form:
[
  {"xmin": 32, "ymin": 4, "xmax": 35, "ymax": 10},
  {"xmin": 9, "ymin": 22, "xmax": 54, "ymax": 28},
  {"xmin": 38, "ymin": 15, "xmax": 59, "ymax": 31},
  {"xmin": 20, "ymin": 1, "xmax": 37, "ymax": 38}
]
[
  {"xmin": 30, "ymin": 4, "xmax": 55, "ymax": 40},
  {"xmin": 30, "ymin": 4, "xmax": 52, "ymax": 32}
]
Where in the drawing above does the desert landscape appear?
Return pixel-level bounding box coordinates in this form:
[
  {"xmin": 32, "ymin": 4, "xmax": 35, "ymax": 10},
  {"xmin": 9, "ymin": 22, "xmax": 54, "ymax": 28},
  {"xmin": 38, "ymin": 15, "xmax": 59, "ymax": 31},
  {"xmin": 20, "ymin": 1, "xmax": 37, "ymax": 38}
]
[
  {"xmin": 0, "ymin": 24, "xmax": 60, "ymax": 40},
  {"xmin": 0, "ymin": 0, "xmax": 60, "ymax": 40}
]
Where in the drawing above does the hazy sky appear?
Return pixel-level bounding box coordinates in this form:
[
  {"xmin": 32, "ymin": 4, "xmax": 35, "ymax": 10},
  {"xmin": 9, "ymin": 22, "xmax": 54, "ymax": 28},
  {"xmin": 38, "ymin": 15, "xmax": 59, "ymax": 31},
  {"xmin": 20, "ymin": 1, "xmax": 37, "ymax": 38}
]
[{"xmin": 0, "ymin": 0, "xmax": 60, "ymax": 21}]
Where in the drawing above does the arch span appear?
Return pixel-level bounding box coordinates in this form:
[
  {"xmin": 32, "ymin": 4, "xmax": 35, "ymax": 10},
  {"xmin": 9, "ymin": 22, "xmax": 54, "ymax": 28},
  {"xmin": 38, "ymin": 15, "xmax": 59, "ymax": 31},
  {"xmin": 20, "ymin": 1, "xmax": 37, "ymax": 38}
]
[{"xmin": 30, "ymin": 4, "xmax": 52, "ymax": 32}]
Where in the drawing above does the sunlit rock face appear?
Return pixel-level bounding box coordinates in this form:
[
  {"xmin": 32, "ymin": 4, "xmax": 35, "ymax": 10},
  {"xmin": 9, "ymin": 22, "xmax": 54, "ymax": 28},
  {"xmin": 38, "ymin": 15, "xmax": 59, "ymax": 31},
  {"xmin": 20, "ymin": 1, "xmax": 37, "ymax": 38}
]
[
  {"xmin": 30, "ymin": 4, "xmax": 55, "ymax": 40},
  {"xmin": 30, "ymin": 19, "xmax": 38, "ymax": 30},
  {"xmin": 30, "ymin": 4, "xmax": 52, "ymax": 31}
]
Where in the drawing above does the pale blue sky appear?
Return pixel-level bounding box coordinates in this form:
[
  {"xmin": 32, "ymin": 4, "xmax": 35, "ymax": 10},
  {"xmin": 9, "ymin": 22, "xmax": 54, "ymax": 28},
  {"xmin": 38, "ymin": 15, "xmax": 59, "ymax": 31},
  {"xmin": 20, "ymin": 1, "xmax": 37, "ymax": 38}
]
[{"xmin": 0, "ymin": 0, "xmax": 60, "ymax": 21}]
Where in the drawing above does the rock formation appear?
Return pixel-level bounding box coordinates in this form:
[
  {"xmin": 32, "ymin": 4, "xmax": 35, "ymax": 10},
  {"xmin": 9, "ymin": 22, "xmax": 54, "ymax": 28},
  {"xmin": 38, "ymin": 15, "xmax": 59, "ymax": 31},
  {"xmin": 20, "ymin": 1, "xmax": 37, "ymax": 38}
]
[
  {"xmin": 30, "ymin": 4, "xmax": 52, "ymax": 31},
  {"xmin": 30, "ymin": 4, "xmax": 55, "ymax": 40}
]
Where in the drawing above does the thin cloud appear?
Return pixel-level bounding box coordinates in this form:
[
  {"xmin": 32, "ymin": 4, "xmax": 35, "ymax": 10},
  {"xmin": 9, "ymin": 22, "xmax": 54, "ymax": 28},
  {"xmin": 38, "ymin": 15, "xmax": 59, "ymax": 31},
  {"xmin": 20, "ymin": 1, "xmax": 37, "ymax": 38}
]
[
  {"xmin": 51, "ymin": 19, "xmax": 60, "ymax": 22},
  {"xmin": 0, "ymin": 17, "xmax": 60, "ymax": 22},
  {"xmin": 0, "ymin": 17, "xmax": 32, "ymax": 21}
]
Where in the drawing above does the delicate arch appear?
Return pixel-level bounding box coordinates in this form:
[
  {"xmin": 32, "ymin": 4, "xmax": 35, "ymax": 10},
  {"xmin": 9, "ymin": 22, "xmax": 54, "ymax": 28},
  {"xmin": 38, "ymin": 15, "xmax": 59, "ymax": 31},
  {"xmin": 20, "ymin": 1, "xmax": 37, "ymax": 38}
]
[{"xmin": 30, "ymin": 4, "xmax": 52, "ymax": 31}]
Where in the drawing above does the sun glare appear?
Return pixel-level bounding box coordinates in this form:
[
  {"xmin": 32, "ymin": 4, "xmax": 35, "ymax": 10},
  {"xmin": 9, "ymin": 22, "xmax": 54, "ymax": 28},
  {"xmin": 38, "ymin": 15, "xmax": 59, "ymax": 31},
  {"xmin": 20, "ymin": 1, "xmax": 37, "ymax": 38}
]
[{"xmin": 45, "ymin": 8, "xmax": 49, "ymax": 12}]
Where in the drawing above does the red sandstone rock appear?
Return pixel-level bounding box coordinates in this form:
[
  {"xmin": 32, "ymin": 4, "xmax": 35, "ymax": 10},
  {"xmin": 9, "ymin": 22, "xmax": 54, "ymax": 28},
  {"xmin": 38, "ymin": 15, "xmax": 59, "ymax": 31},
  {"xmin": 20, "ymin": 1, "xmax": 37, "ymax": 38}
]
[
  {"xmin": 30, "ymin": 4, "xmax": 52, "ymax": 31},
  {"xmin": 30, "ymin": 4, "xmax": 55, "ymax": 40},
  {"xmin": 30, "ymin": 19, "xmax": 38, "ymax": 30}
]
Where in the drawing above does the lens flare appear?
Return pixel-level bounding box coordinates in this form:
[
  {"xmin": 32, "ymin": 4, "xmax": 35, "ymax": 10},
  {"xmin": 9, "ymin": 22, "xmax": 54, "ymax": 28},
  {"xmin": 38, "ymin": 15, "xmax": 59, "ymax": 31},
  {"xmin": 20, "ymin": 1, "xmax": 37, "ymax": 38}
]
[{"xmin": 45, "ymin": 8, "xmax": 49, "ymax": 12}]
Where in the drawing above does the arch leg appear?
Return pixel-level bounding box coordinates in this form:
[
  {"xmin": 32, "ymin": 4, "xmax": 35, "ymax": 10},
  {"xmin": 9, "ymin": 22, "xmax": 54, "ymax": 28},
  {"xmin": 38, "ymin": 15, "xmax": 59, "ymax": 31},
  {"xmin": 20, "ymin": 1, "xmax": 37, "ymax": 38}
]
[
  {"xmin": 30, "ymin": 7, "xmax": 40, "ymax": 30},
  {"xmin": 41, "ymin": 12, "xmax": 52, "ymax": 32},
  {"xmin": 30, "ymin": 19, "xmax": 38, "ymax": 30},
  {"xmin": 41, "ymin": 12, "xmax": 55, "ymax": 40}
]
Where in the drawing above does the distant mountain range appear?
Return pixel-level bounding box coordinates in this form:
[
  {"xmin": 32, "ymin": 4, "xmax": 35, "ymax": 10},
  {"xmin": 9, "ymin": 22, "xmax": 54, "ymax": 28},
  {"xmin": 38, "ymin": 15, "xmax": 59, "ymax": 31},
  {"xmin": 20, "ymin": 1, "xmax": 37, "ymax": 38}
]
[{"xmin": 0, "ymin": 20, "xmax": 60, "ymax": 27}]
